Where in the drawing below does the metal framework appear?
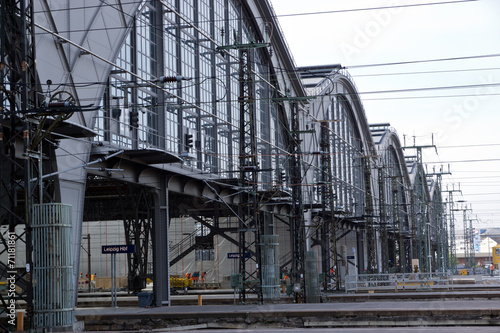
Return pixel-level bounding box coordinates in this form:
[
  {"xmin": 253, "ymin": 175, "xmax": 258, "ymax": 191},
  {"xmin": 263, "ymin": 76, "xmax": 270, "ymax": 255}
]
[
  {"xmin": 290, "ymin": 101, "xmax": 306, "ymax": 300},
  {"xmin": 378, "ymin": 167, "xmax": 388, "ymax": 273},
  {"xmin": 444, "ymin": 187, "xmax": 461, "ymax": 273},
  {"xmin": 319, "ymin": 121, "xmax": 339, "ymax": 291},
  {"xmin": 0, "ymin": 0, "xmax": 38, "ymax": 329},
  {"xmin": 0, "ymin": 4, "xmax": 460, "ymax": 324},
  {"xmin": 363, "ymin": 157, "xmax": 377, "ymax": 273},
  {"xmin": 119, "ymin": 184, "xmax": 154, "ymax": 292},
  {"xmin": 403, "ymin": 144, "xmax": 436, "ymax": 273},
  {"xmin": 426, "ymin": 168, "xmax": 451, "ymax": 273},
  {"xmin": 237, "ymin": 47, "xmax": 262, "ymax": 303},
  {"xmin": 454, "ymin": 205, "xmax": 472, "ymax": 269}
]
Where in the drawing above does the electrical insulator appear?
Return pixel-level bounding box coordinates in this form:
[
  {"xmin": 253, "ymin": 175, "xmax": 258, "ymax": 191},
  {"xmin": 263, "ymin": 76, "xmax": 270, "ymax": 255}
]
[
  {"xmin": 130, "ymin": 110, "xmax": 139, "ymax": 128},
  {"xmin": 158, "ymin": 75, "xmax": 191, "ymax": 83},
  {"xmin": 48, "ymin": 101, "xmax": 72, "ymax": 108}
]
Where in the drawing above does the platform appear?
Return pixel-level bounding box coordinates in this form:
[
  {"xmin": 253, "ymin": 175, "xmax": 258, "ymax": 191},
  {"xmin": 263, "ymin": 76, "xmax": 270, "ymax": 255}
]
[{"xmin": 76, "ymin": 291, "xmax": 500, "ymax": 331}]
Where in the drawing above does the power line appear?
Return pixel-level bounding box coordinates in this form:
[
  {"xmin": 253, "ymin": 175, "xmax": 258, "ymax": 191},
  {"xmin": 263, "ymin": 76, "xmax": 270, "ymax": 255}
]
[
  {"xmin": 274, "ymin": 0, "xmax": 478, "ymax": 18},
  {"xmin": 447, "ymin": 176, "xmax": 500, "ymax": 180},
  {"xmin": 352, "ymin": 67, "xmax": 500, "ymax": 78},
  {"xmin": 35, "ymin": 0, "xmax": 478, "ymax": 21},
  {"xmin": 346, "ymin": 53, "xmax": 500, "ymax": 69},
  {"xmin": 359, "ymin": 81, "xmax": 500, "ymax": 95},
  {"xmin": 363, "ymin": 92, "xmax": 500, "ymax": 101},
  {"xmin": 438, "ymin": 143, "xmax": 500, "ymax": 149},
  {"xmin": 461, "ymin": 192, "xmax": 500, "ymax": 196},
  {"xmin": 427, "ymin": 159, "xmax": 500, "ymax": 164}
]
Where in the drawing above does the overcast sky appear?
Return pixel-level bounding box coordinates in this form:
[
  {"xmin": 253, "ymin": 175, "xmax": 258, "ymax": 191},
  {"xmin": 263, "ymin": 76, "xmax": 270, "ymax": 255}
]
[{"xmin": 270, "ymin": 0, "xmax": 500, "ymax": 230}]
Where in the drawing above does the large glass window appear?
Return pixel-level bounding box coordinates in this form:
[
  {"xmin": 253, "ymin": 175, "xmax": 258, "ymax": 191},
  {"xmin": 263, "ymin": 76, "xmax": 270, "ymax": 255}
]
[{"xmin": 94, "ymin": 0, "xmax": 285, "ymax": 184}]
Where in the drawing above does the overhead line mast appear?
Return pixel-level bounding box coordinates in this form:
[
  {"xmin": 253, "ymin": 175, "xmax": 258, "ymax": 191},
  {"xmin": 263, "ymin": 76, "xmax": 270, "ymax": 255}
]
[{"xmin": 402, "ymin": 136, "xmax": 437, "ymax": 273}]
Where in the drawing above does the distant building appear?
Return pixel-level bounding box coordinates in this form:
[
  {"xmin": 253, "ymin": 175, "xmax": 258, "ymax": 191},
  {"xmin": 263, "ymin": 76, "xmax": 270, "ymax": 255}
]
[{"xmin": 455, "ymin": 229, "xmax": 499, "ymax": 266}]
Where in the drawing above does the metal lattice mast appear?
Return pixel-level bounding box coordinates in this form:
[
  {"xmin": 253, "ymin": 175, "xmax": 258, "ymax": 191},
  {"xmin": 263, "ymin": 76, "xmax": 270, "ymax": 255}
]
[
  {"xmin": 417, "ymin": 149, "xmax": 430, "ymax": 273},
  {"xmin": 290, "ymin": 101, "xmax": 305, "ymax": 300},
  {"xmin": 378, "ymin": 167, "xmax": 388, "ymax": 273},
  {"xmin": 426, "ymin": 168, "xmax": 451, "ymax": 273},
  {"xmin": 444, "ymin": 187, "xmax": 461, "ymax": 273},
  {"xmin": 468, "ymin": 219, "xmax": 476, "ymax": 268},
  {"xmin": 363, "ymin": 157, "xmax": 377, "ymax": 273},
  {"xmin": 0, "ymin": 0, "xmax": 39, "ymax": 329},
  {"xmin": 409, "ymin": 186, "xmax": 417, "ymax": 271},
  {"xmin": 436, "ymin": 184, "xmax": 446, "ymax": 273},
  {"xmin": 402, "ymin": 142, "xmax": 436, "ymax": 273},
  {"xmin": 118, "ymin": 184, "xmax": 153, "ymax": 292},
  {"xmin": 216, "ymin": 32, "xmax": 270, "ymax": 305},
  {"xmin": 237, "ymin": 47, "xmax": 262, "ymax": 303},
  {"xmin": 456, "ymin": 205, "xmax": 472, "ymax": 269},
  {"xmin": 463, "ymin": 207, "xmax": 470, "ymax": 269},
  {"xmin": 319, "ymin": 121, "xmax": 338, "ymax": 291},
  {"xmin": 390, "ymin": 176, "xmax": 403, "ymax": 273}
]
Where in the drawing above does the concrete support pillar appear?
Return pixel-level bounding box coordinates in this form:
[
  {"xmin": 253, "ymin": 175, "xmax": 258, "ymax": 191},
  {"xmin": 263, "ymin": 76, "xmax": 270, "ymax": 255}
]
[{"xmin": 153, "ymin": 177, "xmax": 170, "ymax": 306}]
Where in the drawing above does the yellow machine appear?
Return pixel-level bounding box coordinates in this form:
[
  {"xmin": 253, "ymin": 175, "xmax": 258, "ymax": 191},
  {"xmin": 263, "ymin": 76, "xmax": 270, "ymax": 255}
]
[
  {"xmin": 170, "ymin": 276, "xmax": 192, "ymax": 289},
  {"xmin": 493, "ymin": 245, "xmax": 500, "ymax": 266}
]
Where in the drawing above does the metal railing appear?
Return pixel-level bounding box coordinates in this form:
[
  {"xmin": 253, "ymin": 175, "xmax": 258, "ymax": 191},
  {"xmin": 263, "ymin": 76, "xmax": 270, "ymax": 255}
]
[
  {"xmin": 345, "ymin": 272, "xmax": 453, "ymax": 293},
  {"xmin": 169, "ymin": 228, "xmax": 202, "ymax": 260}
]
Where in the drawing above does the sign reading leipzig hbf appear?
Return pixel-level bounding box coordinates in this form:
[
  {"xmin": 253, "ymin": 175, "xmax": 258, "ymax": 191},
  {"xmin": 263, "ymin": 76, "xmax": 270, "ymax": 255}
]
[{"xmin": 102, "ymin": 245, "xmax": 136, "ymax": 254}]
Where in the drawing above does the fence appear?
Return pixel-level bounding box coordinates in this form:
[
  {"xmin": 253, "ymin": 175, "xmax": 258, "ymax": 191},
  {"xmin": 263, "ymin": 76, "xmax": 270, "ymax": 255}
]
[
  {"xmin": 32, "ymin": 203, "xmax": 74, "ymax": 329},
  {"xmin": 345, "ymin": 272, "xmax": 453, "ymax": 293}
]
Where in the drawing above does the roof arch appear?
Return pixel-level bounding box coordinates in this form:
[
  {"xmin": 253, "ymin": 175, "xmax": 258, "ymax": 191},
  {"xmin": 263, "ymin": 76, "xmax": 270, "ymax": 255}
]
[
  {"xmin": 302, "ymin": 68, "xmax": 376, "ymax": 158},
  {"xmin": 371, "ymin": 124, "xmax": 411, "ymax": 187},
  {"xmin": 299, "ymin": 67, "xmax": 377, "ymax": 218}
]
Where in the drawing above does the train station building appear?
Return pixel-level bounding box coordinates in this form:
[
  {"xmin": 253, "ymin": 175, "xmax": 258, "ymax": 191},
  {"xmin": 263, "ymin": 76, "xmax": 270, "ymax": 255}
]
[{"xmin": 0, "ymin": 0, "xmax": 459, "ymax": 330}]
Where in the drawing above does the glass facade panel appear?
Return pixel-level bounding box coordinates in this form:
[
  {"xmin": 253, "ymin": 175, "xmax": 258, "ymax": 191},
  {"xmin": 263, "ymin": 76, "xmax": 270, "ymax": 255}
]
[{"xmin": 94, "ymin": 0, "xmax": 285, "ymax": 185}]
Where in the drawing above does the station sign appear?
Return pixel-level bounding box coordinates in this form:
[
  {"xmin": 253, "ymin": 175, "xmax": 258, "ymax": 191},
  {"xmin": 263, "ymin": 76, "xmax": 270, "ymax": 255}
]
[
  {"xmin": 227, "ymin": 252, "xmax": 251, "ymax": 259},
  {"xmin": 102, "ymin": 245, "xmax": 136, "ymax": 254}
]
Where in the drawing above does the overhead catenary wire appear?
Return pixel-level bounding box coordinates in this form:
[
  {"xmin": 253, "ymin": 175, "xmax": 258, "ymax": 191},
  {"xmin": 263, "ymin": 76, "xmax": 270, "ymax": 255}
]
[
  {"xmin": 272, "ymin": 0, "xmax": 478, "ymax": 18},
  {"xmin": 345, "ymin": 53, "xmax": 500, "ymax": 69},
  {"xmin": 32, "ymin": 0, "xmax": 478, "ymax": 33},
  {"xmin": 32, "ymin": 1, "xmax": 500, "ymax": 226}
]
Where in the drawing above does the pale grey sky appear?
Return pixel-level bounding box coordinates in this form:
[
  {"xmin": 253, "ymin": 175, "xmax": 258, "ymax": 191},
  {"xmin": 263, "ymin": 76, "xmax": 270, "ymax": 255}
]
[{"xmin": 270, "ymin": 0, "xmax": 500, "ymax": 230}]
